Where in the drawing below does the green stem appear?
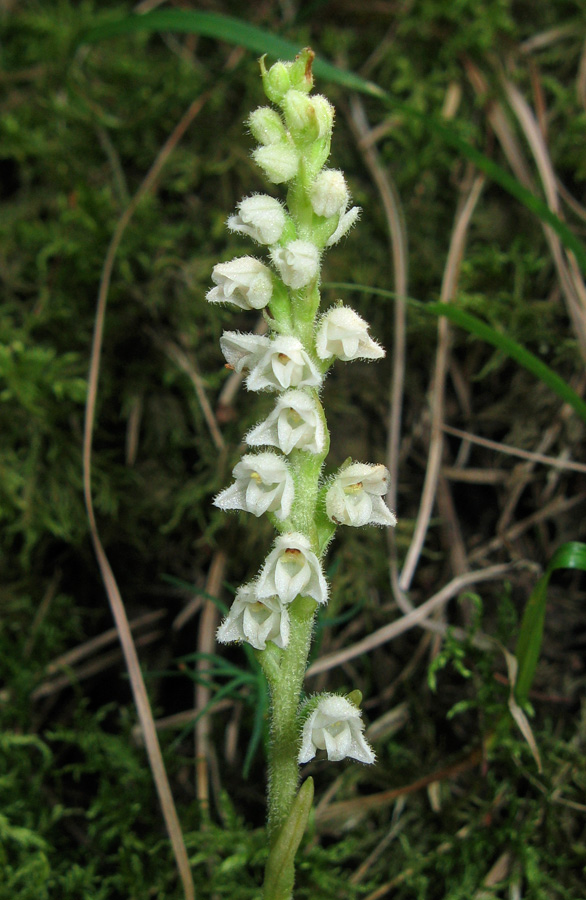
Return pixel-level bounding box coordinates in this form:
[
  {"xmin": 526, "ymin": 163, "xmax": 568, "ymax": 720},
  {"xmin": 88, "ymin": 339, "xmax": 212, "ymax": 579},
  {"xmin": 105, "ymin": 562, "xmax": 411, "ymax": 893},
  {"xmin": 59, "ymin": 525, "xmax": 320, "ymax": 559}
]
[{"xmin": 266, "ymin": 596, "xmax": 317, "ymax": 843}]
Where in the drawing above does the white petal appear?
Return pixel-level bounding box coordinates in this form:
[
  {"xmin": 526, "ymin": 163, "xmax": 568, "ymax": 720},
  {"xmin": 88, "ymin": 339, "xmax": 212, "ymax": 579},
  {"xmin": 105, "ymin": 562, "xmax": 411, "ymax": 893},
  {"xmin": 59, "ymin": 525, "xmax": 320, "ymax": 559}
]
[
  {"xmin": 220, "ymin": 332, "xmax": 270, "ymax": 374},
  {"xmin": 326, "ymin": 462, "xmax": 396, "ymax": 527},
  {"xmin": 217, "ymin": 583, "xmax": 290, "ymax": 650},
  {"xmin": 326, "ymin": 206, "xmax": 361, "ymax": 246},
  {"xmin": 310, "ymin": 169, "xmax": 349, "ymax": 218},
  {"xmin": 245, "ymin": 335, "xmax": 323, "ymax": 393},
  {"xmin": 253, "ymin": 143, "xmax": 300, "ymax": 184}
]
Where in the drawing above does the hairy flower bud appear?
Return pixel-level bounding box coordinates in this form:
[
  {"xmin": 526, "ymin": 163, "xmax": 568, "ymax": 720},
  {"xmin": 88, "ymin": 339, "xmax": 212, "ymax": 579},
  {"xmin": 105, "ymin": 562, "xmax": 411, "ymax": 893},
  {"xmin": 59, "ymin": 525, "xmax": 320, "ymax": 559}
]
[
  {"xmin": 315, "ymin": 306, "xmax": 385, "ymax": 361},
  {"xmin": 253, "ymin": 142, "xmax": 299, "ymax": 184},
  {"xmin": 260, "ymin": 49, "xmax": 314, "ymax": 104},
  {"xmin": 207, "ymin": 257, "xmax": 273, "ymax": 310},
  {"xmin": 246, "ymin": 389, "xmax": 326, "ymax": 455},
  {"xmin": 282, "ymin": 90, "xmax": 334, "ymax": 145},
  {"xmin": 298, "ymin": 694, "xmax": 375, "ymax": 764},
  {"xmin": 214, "ymin": 451, "xmax": 294, "ymax": 520},
  {"xmin": 256, "ymin": 532, "xmax": 328, "ymax": 605},
  {"xmin": 326, "ymin": 462, "xmax": 396, "ymax": 527},
  {"xmin": 227, "ymin": 195, "xmax": 287, "ymax": 245},
  {"xmin": 217, "ymin": 583, "xmax": 290, "ymax": 650},
  {"xmin": 310, "ymin": 169, "xmax": 349, "ymax": 218},
  {"xmin": 249, "ymin": 107, "xmax": 287, "ymax": 145},
  {"xmin": 271, "ymin": 240, "xmax": 320, "ymax": 290}
]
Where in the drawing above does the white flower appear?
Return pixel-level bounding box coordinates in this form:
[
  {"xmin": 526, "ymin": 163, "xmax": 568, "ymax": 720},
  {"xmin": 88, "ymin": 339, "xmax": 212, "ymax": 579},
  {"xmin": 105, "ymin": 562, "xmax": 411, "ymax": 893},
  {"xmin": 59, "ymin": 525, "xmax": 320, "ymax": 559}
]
[
  {"xmin": 217, "ymin": 583, "xmax": 290, "ymax": 650},
  {"xmin": 207, "ymin": 257, "xmax": 273, "ymax": 310},
  {"xmin": 310, "ymin": 169, "xmax": 349, "ymax": 218},
  {"xmin": 256, "ymin": 533, "xmax": 328, "ymax": 606},
  {"xmin": 220, "ymin": 332, "xmax": 322, "ymax": 393},
  {"xmin": 246, "ymin": 389, "xmax": 325, "ymax": 455},
  {"xmin": 271, "ymin": 241, "xmax": 320, "ymax": 290},
  {"xmin": 253, "ymin": 142, "xmax": 300, "ymax": 184},
  {"xmin": 326, "ymin": 205, "xmax": 361, "ymax": 247},
  {"xmin": 298, "ymin": 695, "xmax": 375, "ymax": 764},
  {"xmin": 213, "ymin": 452, "xmax": 294, "ymax": 520},
  {"xmin": 326, "ymin": 463, "xmax": 397, "ymax": 527},
  {"xmin": 315, "ymin": 306, "xmax": 385, "ymax": 361},
  {"xmin": 227, "ymin": 195, "xmax": 287, "ymax": 245}
]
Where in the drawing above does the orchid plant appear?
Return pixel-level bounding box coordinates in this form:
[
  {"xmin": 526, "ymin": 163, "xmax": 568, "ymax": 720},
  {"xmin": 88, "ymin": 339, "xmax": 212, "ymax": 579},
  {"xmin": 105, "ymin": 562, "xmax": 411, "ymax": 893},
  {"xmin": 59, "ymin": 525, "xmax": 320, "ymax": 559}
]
[{"xmin": 208, "ymin": 48, "xmax": 396, "ymax": 899}]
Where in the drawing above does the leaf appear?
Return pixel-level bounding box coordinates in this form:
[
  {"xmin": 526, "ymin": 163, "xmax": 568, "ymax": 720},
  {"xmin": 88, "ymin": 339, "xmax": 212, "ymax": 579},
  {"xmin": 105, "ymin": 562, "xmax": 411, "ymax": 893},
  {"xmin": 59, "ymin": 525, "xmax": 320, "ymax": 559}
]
[
  {"xmin": 263, "ymin": 777, "xmax": 314, "ymax": 900},
  {"xmin": 514, "ymin": 541, "xmax": 586, "ymax": 707}
]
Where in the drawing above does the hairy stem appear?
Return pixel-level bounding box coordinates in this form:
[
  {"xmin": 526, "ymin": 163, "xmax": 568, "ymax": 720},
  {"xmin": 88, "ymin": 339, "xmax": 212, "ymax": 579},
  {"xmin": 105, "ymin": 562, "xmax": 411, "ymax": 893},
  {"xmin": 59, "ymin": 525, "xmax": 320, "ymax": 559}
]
[{"xmin": 266, "ymin": 596, "xmax": 316, "ymax": 842}]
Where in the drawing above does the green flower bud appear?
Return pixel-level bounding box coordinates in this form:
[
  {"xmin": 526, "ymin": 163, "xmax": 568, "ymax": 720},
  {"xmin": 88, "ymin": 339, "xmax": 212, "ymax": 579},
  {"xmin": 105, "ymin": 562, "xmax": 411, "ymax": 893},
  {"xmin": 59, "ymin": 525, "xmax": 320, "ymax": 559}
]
[
  {"xmin": 249, "ymin": 107, "xmax": 287, "ymax": 145},
  {"xmin": 283, "ymin": 91, "xmax": 334, "ymax": 145},
  {"xmin": 287, "ymin": 47, "xmax": 314, "ymax": 95},
  {"xmin": 260, "ymin": 57, "xmax": 293, "ymax": 104},
  {"xmin": 259, "ymin": 48, "xmax": 314, "ymax": 105},
  {"xmin": 253, "ymin": 142, "xmax": 299, "ymax": 184}
]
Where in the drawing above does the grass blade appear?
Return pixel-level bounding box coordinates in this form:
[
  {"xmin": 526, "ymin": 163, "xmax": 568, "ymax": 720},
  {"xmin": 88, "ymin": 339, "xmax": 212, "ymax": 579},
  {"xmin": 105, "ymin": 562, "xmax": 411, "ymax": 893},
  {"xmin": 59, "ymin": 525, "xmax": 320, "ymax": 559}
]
[
  {"xmin": 326, "ymin": 282, "xmax": 586, "ymax": 425},
  {"xmin": 515, "ymin": 541, "xmax": 586, "ymax": 706}
]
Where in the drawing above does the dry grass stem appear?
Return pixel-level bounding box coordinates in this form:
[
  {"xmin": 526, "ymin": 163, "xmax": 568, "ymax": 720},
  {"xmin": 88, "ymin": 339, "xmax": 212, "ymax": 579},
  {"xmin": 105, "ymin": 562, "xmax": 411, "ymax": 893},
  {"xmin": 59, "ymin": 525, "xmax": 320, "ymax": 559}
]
[
  {"xmin": 399, "ymin": 171, "xmax": 485, "ymax": 592},
  {"xmin": 306, "ymin": 562, "xmax": 517, "ymax": 678},
  {"xmin": 195, "ymin": 550, "xmax": 226, "ymax": 820},
  {"xmin": 32, "ymin": 629, "xmax": 165, "ymax": 701},
  {"xmin": 82, "ymin": 87, "xmax": 213, "ymax": 900},
  {"xmin": 442, "ymin": 424, "xmax": 586, "ymax": 475}
]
